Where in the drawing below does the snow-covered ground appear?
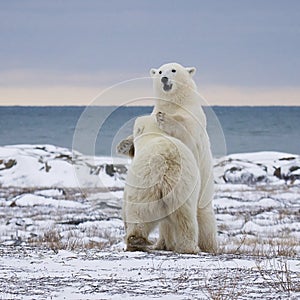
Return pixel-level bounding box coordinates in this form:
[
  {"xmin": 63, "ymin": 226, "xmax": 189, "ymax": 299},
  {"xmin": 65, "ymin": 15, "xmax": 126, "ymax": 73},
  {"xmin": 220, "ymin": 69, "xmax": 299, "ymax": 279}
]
[{"xmin": 0, "ymin": 145, "xmax": 299, "ymax": 299}]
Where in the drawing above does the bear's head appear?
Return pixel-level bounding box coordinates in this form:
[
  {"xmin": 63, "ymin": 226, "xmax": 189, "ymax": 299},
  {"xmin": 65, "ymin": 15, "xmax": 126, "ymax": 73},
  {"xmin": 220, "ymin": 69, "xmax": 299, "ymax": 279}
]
[{"xmin": 150, "ymin": 63, "xmax": 196, "ymax": 99}]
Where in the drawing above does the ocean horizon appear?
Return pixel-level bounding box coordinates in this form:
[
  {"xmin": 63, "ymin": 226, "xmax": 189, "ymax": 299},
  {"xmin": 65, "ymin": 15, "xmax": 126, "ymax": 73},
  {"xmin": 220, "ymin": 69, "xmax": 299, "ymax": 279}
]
[{"xmin": 0, "ymin": 105, "xmax": 299, "ymax": 156}]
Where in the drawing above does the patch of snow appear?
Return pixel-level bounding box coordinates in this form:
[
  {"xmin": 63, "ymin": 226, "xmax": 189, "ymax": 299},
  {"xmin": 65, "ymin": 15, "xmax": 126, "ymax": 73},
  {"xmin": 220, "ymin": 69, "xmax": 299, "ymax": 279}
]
[
  {"xmin": 35, "ymin": 189, "xmax": 64, "ymax": 197},
  {"xmin": 13, "ymin": 194, "xmax": 86, "ymax": 208},
  {"xmin": 257, "ymin": 197, "xmax": 281, "ymax": 207},
  {"xmin": 0, "ymin": 144, "xmax": 128, "ymax": 188}
]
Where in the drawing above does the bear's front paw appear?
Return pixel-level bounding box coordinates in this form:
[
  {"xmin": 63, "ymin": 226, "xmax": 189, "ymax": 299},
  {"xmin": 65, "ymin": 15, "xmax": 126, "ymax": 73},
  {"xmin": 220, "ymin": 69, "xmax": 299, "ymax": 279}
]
[{"xmin": 116, "ymin": 138, "xmax": 134, "ymax": 157}]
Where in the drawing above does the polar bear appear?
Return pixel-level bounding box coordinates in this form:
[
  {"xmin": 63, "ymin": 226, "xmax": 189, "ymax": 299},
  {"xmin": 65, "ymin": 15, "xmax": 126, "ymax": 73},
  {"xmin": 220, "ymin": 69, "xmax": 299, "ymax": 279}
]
[
  {"xmin": 123, "ymin": 115, "xmax": 200, "ymax": 254},
  {"xmin": 118, "ymin": 62, "xmax": 217, "ymax": 253}
]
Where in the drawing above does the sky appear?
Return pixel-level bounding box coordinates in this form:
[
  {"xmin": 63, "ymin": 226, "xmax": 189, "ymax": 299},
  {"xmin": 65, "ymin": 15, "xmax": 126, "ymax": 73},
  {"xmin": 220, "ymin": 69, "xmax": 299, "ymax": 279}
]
[{"xmin": 0, "ymin": 0, "xmax": 299, "ymax": 106}]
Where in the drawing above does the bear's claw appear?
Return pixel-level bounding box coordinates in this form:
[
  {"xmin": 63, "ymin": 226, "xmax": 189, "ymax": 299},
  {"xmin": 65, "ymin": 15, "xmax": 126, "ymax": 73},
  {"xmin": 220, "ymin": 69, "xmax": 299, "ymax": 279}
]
[{"xmin": 156, "ymin": 111, "xmax": 165, "ymax": 125}]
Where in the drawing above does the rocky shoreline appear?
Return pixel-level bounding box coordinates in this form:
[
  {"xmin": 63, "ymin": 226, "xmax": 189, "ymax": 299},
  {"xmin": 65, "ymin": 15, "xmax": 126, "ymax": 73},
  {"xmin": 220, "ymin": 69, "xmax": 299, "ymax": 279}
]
[{"xmin": 0, "ymin": 145, "xmax": 299, "ymax": 299}]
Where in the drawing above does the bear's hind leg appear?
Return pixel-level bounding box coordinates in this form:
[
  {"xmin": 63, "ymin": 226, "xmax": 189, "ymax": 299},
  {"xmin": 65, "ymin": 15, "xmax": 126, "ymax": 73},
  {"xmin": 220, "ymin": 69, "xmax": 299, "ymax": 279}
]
[
  {"xmin": 169, "ymin": 207, "xmax": 199, "ymax": 254},
  {"xmin": 197, "ymin": 205, "xmax": 218, "ymax": 253},
  {"xmin": 154, "ymin": 220, "xmax": 176, "ymax": 251}
]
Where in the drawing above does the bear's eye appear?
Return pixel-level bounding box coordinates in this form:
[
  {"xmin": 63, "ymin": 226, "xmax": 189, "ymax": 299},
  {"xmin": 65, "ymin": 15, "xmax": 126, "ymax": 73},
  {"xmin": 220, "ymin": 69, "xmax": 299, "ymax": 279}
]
[
  {"xmin": 172, "ymin": 69, "xmax": 176, "ymax": 73},
  {"xmin": 158, "ymin": 70, "xmax": 162, "ymax": 74}
]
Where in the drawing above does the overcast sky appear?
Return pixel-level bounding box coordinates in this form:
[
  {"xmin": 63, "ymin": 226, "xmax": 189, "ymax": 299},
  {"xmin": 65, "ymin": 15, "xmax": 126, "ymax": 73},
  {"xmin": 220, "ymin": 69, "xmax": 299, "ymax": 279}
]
[{"xmin": 1, "ymin": 0, "xmax": 299, "ymax": 105}]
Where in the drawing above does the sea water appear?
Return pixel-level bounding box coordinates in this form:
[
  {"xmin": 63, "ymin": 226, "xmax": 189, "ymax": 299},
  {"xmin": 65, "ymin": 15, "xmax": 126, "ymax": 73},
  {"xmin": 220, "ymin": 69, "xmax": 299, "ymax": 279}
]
[{"xmin": 0, "ymin": 106, "xmax": 299, "ymax": 156}]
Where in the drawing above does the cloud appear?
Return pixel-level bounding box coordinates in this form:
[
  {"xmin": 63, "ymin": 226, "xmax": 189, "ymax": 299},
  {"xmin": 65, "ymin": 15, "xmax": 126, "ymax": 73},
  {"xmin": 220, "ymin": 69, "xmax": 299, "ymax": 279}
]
[
  {"xmin": 0, "ymin": 69, "xmax": 142, "ymax": 87},
  {"xmin": 0, "ymin": 86, "xmax": 100, "ymax": 106},
  {"xmin": 0, "ymin": 79, "xmax": 299, "ymax": 106},
  {"xmin": 1, "ymin": 1, "xmax": 299, "ymax": 88},
  {"xmin": 0, "ymin": 69, "xmax": 154, "ymax": 106},
  {"xmin": 200, "ymin": 85, "xmax": 300, "ymax": 106}
]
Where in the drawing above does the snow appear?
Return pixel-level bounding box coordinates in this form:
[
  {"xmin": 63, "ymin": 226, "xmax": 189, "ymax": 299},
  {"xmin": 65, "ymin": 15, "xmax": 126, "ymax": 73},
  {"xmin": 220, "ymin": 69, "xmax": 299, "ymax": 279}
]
[
  {"xmin": 0, "ymin": 144, "xmax": 299, "ymax": 299},
  {"xmin": 35, "ymin": 189, "xmax": 64, "ymax": 197},
  {"xmin": 0, "ymin": 248, "xmax": 299, "ymax": 299},
  {"xmin": 0, "ymin": 144, "xmax": 128, "ymax": 188},
  {"xmin": 13, "ymin": 194, "xmax": 86, "ymax": 208},
  {"xmin": 215, "ymin": 150, "xmax": 300, "ymax": 185}
]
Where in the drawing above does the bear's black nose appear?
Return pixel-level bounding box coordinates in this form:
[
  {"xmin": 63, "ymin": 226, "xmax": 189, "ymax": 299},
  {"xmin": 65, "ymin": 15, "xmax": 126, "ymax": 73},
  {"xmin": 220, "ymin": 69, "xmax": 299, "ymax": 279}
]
[{"xmin": 161, "ymin": 76, "xmax": 168, "ymax": 84}]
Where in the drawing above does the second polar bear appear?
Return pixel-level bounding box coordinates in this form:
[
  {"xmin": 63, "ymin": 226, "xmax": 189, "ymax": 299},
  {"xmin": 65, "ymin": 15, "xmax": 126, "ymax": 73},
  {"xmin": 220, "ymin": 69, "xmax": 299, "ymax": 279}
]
[
  {"xmin": 118, "ymin": 63, "xmax": 217, "ymax": 252},
  {"xmin": 123, "ymin": 115, "xmax": 200, "ymax": 254},
  {"xmin": 151, "ymin": 62, "xmax": 217, "ymax": 252}
]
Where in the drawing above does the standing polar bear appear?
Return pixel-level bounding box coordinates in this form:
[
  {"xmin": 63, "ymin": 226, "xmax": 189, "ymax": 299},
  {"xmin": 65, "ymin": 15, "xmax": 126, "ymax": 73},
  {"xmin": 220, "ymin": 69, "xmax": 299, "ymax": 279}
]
[
  {"xmin": 118, "ymin": 62, "xmax": 217, "ymax": 253},
  {"xmin": 123, "ymin": 115, "xmax": 200, "ymax": 254}
]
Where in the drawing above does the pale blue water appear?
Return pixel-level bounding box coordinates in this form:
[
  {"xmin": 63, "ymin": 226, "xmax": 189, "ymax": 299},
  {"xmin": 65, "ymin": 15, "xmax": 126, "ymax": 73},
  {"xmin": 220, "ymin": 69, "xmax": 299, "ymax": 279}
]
[{"xmin": 0, "ymin": 106, "xmax": 299, "ymax": 156}]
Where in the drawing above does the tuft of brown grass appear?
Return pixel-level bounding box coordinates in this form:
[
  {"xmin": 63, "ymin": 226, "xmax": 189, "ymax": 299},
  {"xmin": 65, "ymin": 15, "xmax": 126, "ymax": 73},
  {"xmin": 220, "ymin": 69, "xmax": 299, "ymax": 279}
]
[
  {"xmin": 29, "ymin": 227, "xmax": 120, "ymax": 251},
  {"xmin": 219, "ymin": 235, "xmax": 298, "ymax": 258},
  {"xmin": 256, "ymin": 259, "xmax": 300, "ymax": 296},
  {"xmin": 31, "ymin": 229, "xmax": 63, "ymax": 252}
]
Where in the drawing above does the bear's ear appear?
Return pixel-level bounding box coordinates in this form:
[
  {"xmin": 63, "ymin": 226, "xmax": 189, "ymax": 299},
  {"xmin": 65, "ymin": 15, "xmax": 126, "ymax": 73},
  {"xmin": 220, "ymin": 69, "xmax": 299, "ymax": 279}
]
[
  {"xmin": 186, "ymin": 67, "xmax": 196, "ymax": 77},
  {"xmin": 150, "ymin": 68, "xmax": 157, "ymax": 77}
]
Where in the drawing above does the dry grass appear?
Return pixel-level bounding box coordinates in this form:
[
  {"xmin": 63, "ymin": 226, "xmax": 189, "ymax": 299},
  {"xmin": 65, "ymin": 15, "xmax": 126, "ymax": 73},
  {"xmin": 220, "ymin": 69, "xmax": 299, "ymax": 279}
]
[
  {"xmin": 256, "ymin": 259, "xmax": 300, "ymax": 296},
  {"xmin": 219, "ymin": 235, "xmax": 298, "ymax": 258},
  {"xmin": 204, "ymin": 269, "xmax": 246, "ymax": 300},
  {"xmin": 29, "ymin": 227, "xmax": 120, "ymax": 251},
  {"xmin": 29, "ymin": 229, "xmax": 63, "ymax": 252}
]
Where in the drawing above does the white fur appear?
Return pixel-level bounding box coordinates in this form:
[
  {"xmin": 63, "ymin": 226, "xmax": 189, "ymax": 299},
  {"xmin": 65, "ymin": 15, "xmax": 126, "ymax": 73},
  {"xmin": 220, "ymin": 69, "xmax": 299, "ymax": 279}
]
[
  {"xmin": 150, "ymin": 62, "xmax": 217, "ymax": 252},
  {"xmin": 123, "ymin": 115, "xmax": 200, "ymax": 254}
]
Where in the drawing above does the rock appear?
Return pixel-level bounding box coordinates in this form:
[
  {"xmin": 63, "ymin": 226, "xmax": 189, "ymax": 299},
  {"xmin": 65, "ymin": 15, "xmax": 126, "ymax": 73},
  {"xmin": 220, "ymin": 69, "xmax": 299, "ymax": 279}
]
[
  {"xmin": 0, "ymin": 159, "xmax": 17, "ymax": 171},
  {"xmin": 105, "ymin": 164, "xmax": 115, "ymax": 177},
  {"xmin": 273, "ymin": 167, "xmax": 281, "ymax": 179},
  {"xmin": 278, "ymin": 156, "xmax": 296, "ymax": 161},
  {"xmin": 274, "ymin": 162, "xmax": 300, "ymax": 182},
  {"xmin": 216, "ymin": 152, "xmax": 300, "ymax": 185},
  {"xmin": 223, "ymin": 165, "xmax": 268, "ymax": 185}
]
